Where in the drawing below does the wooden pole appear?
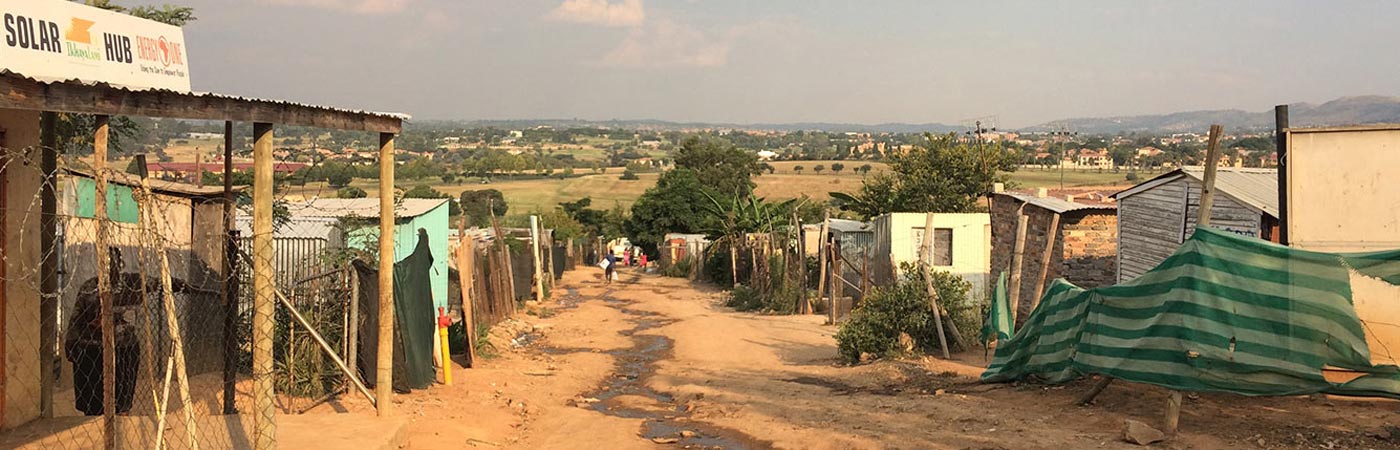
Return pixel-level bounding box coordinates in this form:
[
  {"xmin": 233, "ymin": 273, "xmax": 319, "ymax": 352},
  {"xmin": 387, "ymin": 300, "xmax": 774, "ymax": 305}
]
[
  {"xmin": 530, "ymin": 215, "xmax": 544, "ymax": 302},
  {"xmin": 137, "ymin": 163, "xmax": 201, "ymax": 450},
  {"xmin": 793, "ymin": 211, "xmax": 810, "ymax": 314},
  {"xmin": 273, "ymin": 287, "xmax": 376, "ymax": 407},
  {"xmin": 1030, "ymin": 213, "xmax": 1062, "ymax": 309},
  {"xmin": 1007, "ymin": 214, "xmax": 1029, "ymax": 325},
  {"xmin": 348, "ymin": 267, "xmax": 359, "ymax": 376},
  {"xmin": 250, "ymin": 122, "xmax": 277, "ymax": 448},
  {"xmin": 1198, "ymin": 125, "xmax": 1224, "ymax": 229},
  {"xmin": 920, "ymin": 213, "xmax": 951, "ymax": 359},
  {"xmin": 1162, "ymin": 124, "xmax": 1222, "ymax": 435},
  {"xmin": 153, "ymin": 356, "xmax": 174, "ymax": 450},
  {"xmin": 38, "ymin": 111, "xmax": 57, "ymax": 419},
  {"xmin": 221, "ymin": 120, "xmax": 238, "ymax": 415},
  {"xmin": 456, "ymin": 217, "xmax": 478, "ymax": 367},
  {"xmin": 375, "ymin": 132, "xmax": 396, "ymax": 417},
  {"xmin": 814, "ymin": 210, "xmax": 830, "ymax": 316},
  {"xmin": 93, "ymin": 115, "xmax": 116, "ymax": 450}
]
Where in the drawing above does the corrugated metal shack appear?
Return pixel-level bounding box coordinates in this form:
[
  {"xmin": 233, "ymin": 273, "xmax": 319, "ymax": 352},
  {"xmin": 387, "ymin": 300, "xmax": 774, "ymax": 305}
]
[{"xmin": 1112, "ymin": 167, "xmax": 1279, "ymax": 283}]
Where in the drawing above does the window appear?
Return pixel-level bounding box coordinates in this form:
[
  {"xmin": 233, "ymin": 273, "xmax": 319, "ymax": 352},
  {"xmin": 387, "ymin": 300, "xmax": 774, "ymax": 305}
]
[{"xmin": 911, "ymin": 227, "xmax": 954, "ymax": 266}]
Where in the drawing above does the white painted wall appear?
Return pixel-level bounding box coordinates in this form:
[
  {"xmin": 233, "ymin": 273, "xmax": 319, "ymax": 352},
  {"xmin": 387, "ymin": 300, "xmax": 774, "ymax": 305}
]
[{"xmin": 873, "ymin": 213, "xmax": 992, "ymax": 300}]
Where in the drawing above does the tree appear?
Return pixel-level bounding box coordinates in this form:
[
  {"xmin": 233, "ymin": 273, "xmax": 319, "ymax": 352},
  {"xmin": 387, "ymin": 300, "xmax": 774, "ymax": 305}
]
[
  {"xmin": 813, "ymin": 164, "xmax": 826, "ymax": 174},
  {"xmin": 794, "ymin": 165, "xmax": 805, "ymax": 175},
  {"xmin": 620, "ymin": 168, "xmax": 640, "ymax": 180},
  {"xmin": 326, "ymin": 171, "xmax": 353, "ymax": 188},
  {"xmin": 337, "ymin": 186, "xmax": 367, "ymax": 198},
  {"xmin": 831, "ymin": 162, "xmax": 845, "ymax": 174},
  {"xmin": 831, "ymin": 133, "xmax": 1016, "ymax": 218},
  {"xmin": 858, "ymin": 164, "xmax": 873, "ymax": 175},
  {"xmin": 441, "ymin": 173, "xmax": 457, "ymax": 184},
  {"xmin": 404, "ymin": 184, "xmax": 460, "ymax": 216},
  {"xmin": 459, "ymin": 189, "xmax": 507, "ymax": 227},
  {"xmin": 672, "ymin": 136, "xmax": 758, "ymax": 197},
  {"xmin": 625, "ymin": 169, "xmax": 718, "ymax": 254}
]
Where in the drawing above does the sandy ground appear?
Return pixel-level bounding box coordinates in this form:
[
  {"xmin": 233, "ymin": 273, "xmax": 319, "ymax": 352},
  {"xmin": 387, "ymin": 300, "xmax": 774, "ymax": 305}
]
[{"xmin": 312, "ymin": 268, "xmax": 1400, "ymax": 449}]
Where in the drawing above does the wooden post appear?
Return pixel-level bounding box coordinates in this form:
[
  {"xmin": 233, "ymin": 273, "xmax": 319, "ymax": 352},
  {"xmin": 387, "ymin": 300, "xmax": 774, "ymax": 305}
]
[
  {"xmin": 221, "ymin": 120, "xmax": 238, "ymax": 415},
  {"xmin": 38, "ymin": 111, "xmax": 57, "ymax": 419},
  {"xmin": 729, "ymin": 240, "xmax": 739, "ymax": 287},
  {"xmin": 1198, "ymin": 125, "xmax": 1224, "ymax": 229},
  {"xmin": 793, "ymin": 211, "xmax": 810, "ymax": 314},
  {"xmin": 814, "ymin": 210, "xmax": 830, "ymax": 316},
  {"xmin": 1007, "ymin": 214, "xmax": 1029, "ymax": 325},
  {"xmin": 456, "ymin": 217, "xmax": 478, "ymax": 367},
  {"xmin": 348, "ymin": 266, "xmax": 360, "ymax": 378},
  {"xmin": 376, "ymin": 132, "xmax": 396, "ymax": 417},
  {"xmin": 250, "ymin": 122, "xmax": 277, "ymax": 448},
  {"xmin": 1162, "ymin": 124, "xmax": 1222, "ymax": 435},
  {"xmin": 93, "ymin": 115, "xmax": 116, "ymax": 450},
  {"xmin": 136, "ymin": 162, "xmax": 201, "ymax": 450},
  {"xmin": 530, "ymin": 215, "xmax": 544, "ymax": 302},
  {"xmin": 1030, "ymin": 213, "xmax": 1062, "ymax": 309},
  {"xmin": 920, "ymin": 213, "xmax": 951, "ymax": 359}
]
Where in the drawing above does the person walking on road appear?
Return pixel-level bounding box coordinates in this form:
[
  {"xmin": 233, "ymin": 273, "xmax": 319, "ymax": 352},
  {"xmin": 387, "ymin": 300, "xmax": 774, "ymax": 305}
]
[{"xmin": 603, "ymin": 250, "xmax": 617, "ymax": 284}]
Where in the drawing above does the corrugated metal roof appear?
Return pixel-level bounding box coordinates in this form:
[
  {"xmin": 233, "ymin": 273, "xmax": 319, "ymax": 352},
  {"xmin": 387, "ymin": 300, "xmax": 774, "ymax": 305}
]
[
  {"xmin": 0, "ymin": 69, "xmax": 410, "ymax": 121},
  {"xmin": 994, "ymin": 192, "xmax": 1117, "ymax": 214},
  {"xmin": 286, "ymin": 198, "xmax": 447, "ymax": 219},
  {"xmin": 64, "ymin": 167, "xmax": 239, "ymax": 197},
  {"xmin": 828, "ymin": 218, "xmax": 871, "ymax": 233},
  {"xmin": 1180, "ymin": 167, "xmax": 1279, "ymax": 217},
  {"xmin": 1114, "ymin": 167, "xmax": 1279, "ymax": 217}
]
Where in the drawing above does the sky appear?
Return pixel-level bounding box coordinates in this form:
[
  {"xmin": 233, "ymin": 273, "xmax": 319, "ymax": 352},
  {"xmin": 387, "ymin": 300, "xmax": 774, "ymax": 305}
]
[{"xmin": 168, "ymin": 0, "xmax": 1400, "ymax": 127}]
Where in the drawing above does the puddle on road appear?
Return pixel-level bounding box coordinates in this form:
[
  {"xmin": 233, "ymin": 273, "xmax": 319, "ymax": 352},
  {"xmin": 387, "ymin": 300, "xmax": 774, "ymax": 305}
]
[{"xmin": 543, "ymin": 287, "xmax": 772, "ymax": 449}]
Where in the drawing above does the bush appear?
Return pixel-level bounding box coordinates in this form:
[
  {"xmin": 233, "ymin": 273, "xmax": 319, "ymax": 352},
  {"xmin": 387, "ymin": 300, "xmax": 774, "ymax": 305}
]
[
  {"xmin": 834, "ymin": 267, "xmax": 973, "ymax": 364},
  {"xmin": 620, "ymin": 168, "xmax": 640, "ymax": 180},
  {"xmin": 661, "ymin": 256, "xmax": 693, "ymax": 278},
  {"xmin": 725, "ymin": 285, "xmax": 764, "ymax": 311},
  {"xmin": 1125, "ymin": 171, "xmax": 1140, "ymax": 182}
]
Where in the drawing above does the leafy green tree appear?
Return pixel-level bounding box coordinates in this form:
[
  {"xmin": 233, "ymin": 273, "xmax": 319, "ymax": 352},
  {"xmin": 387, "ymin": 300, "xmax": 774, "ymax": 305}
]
[
  {"xmin": 793, "ymin": 165, "xmax": 804, "ymax": 175},
  {"xmin": 813, "ymin": 164, "xmax": 825, "ymax": 174},
  {"xmin": 620, "ymin": 168, "xmax": 640, "ymax": 180},
  {"xmin": 337, "ymin": 186, "xmax": 367, "ymax": 198},
  {"xmin": 326, "ymin": 171, "xmax": 353, "ymax": 188},
  {"xmin": 858, "ymin": 164, "xmax": 873, "ymax": 175},
  {"xmin": 459, "ymin": 189, "xmax": 507, "ymax": 226},
  {"xmin": 403, "ymin": 184, "xmax": 459, "ymax": 216},
  {"xmin": 831, "ymin": 133, "xmax": 1015, "ymax": 218},
  {"xmin": 625, "ymin": 169, "xmax": 717, "ymax": 253},
  {"xmin": 672, "ymin": 136, "xmax": 758, "ymax": 197},
  {"xmin": 830, "ymin": 162, "xmax": 845, "ymax": 174}
]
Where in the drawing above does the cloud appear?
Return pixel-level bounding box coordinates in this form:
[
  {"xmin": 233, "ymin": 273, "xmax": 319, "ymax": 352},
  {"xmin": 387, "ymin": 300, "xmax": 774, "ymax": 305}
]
[
  {"xmin": 258, "ymin": 0, "xmax": 411, "ymax": 15},
  {"xmin": 599, "ymin": 18, "xmax": 800, "ymax": 69},
  {"xmin": 546, "ymin": 0, "xmax": 644, "ymax": 27}
]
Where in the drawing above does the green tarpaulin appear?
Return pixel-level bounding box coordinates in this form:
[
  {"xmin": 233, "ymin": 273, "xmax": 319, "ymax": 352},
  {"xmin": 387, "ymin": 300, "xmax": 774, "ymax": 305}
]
[
  {"xmin": 982, "ymin": 226, "xmax": 1400, "ymax": 398},
  {"xmin": 356, "ymin": 229, "xmax": 438, "ymax": 390}
]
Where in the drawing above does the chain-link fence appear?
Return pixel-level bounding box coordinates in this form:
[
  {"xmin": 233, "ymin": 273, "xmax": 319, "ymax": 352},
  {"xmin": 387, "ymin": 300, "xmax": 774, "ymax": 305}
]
[{"xmin": 0, "ymin": 149, "xmax": 254, "ymax": 449}]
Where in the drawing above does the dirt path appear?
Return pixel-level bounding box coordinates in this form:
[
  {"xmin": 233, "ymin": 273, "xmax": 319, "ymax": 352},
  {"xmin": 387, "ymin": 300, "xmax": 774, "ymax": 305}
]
[{"xmin": 326, "ymin": 268, "xmax": 1400, "ymax": 449}]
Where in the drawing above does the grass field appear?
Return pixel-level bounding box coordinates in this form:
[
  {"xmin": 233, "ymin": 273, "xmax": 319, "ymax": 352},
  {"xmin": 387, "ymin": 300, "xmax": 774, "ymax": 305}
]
[{"xmin": 280, "ymin": 164, "xmax": 1156, "ymax": 218}]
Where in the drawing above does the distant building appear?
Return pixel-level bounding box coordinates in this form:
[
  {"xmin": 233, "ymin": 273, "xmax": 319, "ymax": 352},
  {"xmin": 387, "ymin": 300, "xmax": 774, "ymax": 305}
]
[{"xmin": 146, "ymin": 161, "xmax": 307, "ymax": 181}]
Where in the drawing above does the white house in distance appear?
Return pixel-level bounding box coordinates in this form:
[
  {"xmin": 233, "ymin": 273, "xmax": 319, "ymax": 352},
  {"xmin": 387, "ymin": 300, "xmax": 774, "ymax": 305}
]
[{"xmin": 870, "ymin": 213, "xmax": 992, "ymax": 300}]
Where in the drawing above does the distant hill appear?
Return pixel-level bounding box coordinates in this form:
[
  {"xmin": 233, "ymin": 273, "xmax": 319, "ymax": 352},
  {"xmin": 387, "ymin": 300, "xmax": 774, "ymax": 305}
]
[
  {"xmin": 417, "ymin": 95, "xmax": 1400, "ymax": 136},
  {"xmin": 1020, "ymin": 96, "xmax": 1400, "ymax": 134},
  {"xmin": 408, "ymin": 118, "xmax": 964, "ymax": 134}
]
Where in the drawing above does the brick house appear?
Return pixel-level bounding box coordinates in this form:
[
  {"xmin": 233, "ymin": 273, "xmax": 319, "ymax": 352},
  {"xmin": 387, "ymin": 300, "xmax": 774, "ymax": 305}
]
[{"xmin": 989, "ymin": 187, "xmax": 1118, "ymax": 324}]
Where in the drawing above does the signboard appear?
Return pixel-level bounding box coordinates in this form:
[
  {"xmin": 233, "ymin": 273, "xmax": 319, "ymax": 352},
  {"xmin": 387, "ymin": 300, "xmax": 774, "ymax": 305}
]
[
  {"xmin": 0, "ymin": 0, "xmax": 190, "ymax": 92},
  {"xmin": 1286, "ymin": 125, "xmax": 1400, "ymax": 252}
]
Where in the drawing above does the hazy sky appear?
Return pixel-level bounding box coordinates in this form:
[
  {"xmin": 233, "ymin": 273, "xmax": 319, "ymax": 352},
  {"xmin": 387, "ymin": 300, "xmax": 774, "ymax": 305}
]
[{"xmin": 171, "ymin": 0, "xmax": 1400, "ymax": 127}]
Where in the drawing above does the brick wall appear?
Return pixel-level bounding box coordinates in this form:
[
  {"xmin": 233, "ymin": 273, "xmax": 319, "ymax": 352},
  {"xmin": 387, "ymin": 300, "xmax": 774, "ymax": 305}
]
[{"xmin": 989, "ymin": 196, "xmax": 1117, "ymax": 326}]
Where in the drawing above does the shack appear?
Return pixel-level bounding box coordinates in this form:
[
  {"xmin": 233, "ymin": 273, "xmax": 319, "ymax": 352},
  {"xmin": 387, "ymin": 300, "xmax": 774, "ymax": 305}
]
[
  {"xmin": 59, "ymin": 169, "xmax": 233, "ymax": 377},
  {"xmin": 870, "ymin": 213, "xmax": 991, "ymax": 300},
  {"xmin": 272, "ymin": 198, "xmax": 451, "ymax": 310},
  {"xmin": 1112, "ymin": 167, "xmax": 1278, "ymax": 283},
  {"xmin": 0, "ymin": 1, "xmax": 407, "ymax": 445},
  {"xmin": 989, "ymin": 187, "xmax": 1118, "ymax": 321}
]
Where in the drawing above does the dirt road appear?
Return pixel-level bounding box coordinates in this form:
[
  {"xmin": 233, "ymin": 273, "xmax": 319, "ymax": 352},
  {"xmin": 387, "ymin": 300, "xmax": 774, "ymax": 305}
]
[{"xmin": 336, "ymin": 268, "xmax": 1400, "ymax": 449}]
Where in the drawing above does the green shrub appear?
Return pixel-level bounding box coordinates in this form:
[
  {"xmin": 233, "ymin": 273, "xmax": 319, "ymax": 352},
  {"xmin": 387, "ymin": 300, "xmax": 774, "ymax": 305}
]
[
  {"xmin": 834, "ymin": 267, "xmax": 973, "ymax": 364},
  {"xmin": 661, "ymin": 256, "xmax": 693, "ymax": 278},
  {"xmin": 725, "ymin": 285, "xmax": 764, "ymax": 311}
]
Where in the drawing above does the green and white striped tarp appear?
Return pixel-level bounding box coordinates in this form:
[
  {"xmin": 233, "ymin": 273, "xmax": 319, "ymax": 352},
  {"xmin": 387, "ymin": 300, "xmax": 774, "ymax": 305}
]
[{"xmin": 982, "ymin": 226, "xmax": 1400, "ymax": 398}]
